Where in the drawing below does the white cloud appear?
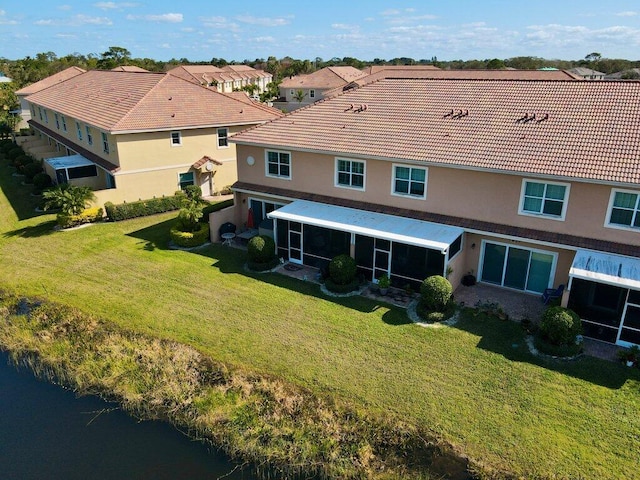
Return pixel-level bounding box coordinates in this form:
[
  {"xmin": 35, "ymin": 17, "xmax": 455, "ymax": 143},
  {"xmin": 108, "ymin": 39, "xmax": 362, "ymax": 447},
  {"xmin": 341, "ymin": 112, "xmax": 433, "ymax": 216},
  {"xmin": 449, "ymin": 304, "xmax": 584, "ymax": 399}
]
[
  {"xmin": 616, "ymin": 11, "xmax": 638, "ymax": 17},
  {"xmin": 331, "ymin": 23, "xmax": 359, "ymax": 30},
  {"xmin": 58, "ymin": 5, "xmax": 72, "ymax": 10},
  {"xmin": 55, "ymin": 33, "xmax": 77, "ymax": 38},
  {"xmin": 381, "ymin": 9, "xmax": 400, "ymax": 16},
  {"xmin": 94, "ymin": 2, "xmax": 139, "ymax": 9},
  {"xmin": 235, "ymin": 15, "xmax": 291, "ymax": 27},
  {"xmin": 126, "ymin": 13, "xmax": 183, "ymax": 23},
  {"xmin": 0, "ymin": 9, "xmax": 18, "ymax": 25},
  {"xmin": 253, "ymin": 36, "xmax": 276, "ymax": 43},
  {"xmin": 200, "ymin": 16, "xmax": 240, "ymax": 32},
  {"xmin": 35, "ymin": 15, "xmax": 112, "ymax": 26}
]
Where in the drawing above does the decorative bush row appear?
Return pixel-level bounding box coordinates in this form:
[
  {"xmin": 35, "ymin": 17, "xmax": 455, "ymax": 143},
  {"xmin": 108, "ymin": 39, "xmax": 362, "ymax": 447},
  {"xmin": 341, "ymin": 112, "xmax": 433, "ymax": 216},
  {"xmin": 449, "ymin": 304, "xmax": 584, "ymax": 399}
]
[
  {"xmin": 57, "ymin": 207, "xmax": 104, "ymax": 228},
  {"xmin": 170, "ymin": 223, "xmax": 210, "ymax": 247},
  {"xmin": 200, "ymin": 198, "xmax": 234, "ymax": 220},
  {"xmin": 105, "ymin": 194, "xmax": 186, "ymax": 221}
]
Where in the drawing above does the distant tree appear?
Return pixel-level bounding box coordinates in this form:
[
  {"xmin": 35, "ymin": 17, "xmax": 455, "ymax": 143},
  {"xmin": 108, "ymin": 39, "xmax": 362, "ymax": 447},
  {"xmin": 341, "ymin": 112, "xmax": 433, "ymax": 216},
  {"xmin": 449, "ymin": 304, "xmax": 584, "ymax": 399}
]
[
  {"xmin": 210, "ymin": 57, "xmax": 228, "ymax": 67},
  {"xmin": 585, "ymin": 52, "xmax": 602, "ymax": 63},
  {"xmin": 260, "ymin": 81, "xmax": 280, "ymax": 102},
  {"xmin": 486, "ymin": 58, "xmax": 506, "ymax": 70},
  {"xmin": 293, "ymin": 89, "xmax": 306, "ymax": 103},
  {"xmin": 96, "ymin": 46, "xmax": 131, "ymax": 70}
]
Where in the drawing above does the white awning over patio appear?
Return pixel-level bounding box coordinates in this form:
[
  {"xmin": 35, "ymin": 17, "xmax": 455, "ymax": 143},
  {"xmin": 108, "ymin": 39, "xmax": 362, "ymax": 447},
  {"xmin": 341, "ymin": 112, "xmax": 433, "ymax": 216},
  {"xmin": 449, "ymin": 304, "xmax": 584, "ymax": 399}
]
[
  {"xmin": 45, "ymin": 154, "xmax": 94, "ymax": 170},
  {"xmin": 569, "ymin": 249, "xmax": 640, "ymax": 290},
  {"xmin": 268, "ymin": 200, "xmax": 464, "ymax": 253}
]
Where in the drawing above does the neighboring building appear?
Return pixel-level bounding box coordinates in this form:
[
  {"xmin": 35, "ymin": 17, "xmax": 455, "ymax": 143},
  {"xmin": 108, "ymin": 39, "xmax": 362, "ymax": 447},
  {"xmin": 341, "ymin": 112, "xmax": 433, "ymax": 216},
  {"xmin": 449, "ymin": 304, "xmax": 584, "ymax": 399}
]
[
  {"xmin": 0, "ymin": 73, "xmax": 11, "ymax": 83},
  {"xmin": 277, "ymin": 66, "xmax": 368, "ymax": 111},
  {"xmin": 605, "ymin": 68, "xmax": 640, "ymax": 80},
  {"xmin": 14, "ymin": 66, "xmax": 86, "ymax": 130},
  {"xmin": 167, "ymin": 65, "xmax": 272, "ymax": 94},
  {"xmin": 568, "ymin": 67, "xmax": 606, "ymax": 80},
  {"xmin": 228, "ymin": 78, "xmax": 640, "ymax": 347},
  {"xmin": 111, "ymin": 65, "xmax": 149, "ymax": 72},
  {"xmin": 22, "ymin": 70, "xmax": 282, "ymax": 205}
]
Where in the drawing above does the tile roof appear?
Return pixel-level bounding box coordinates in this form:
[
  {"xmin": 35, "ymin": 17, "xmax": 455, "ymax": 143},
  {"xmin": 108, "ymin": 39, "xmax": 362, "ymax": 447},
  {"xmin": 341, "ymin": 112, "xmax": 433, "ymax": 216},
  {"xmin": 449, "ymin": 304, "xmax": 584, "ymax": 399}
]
[
  {"xmin": 280, "ymin": 66, "xmax": 368, "ymax": 89},
  {"xmin": 167, "ymin": 65, "xmax": 271, "ymax": 86},
  {"xmin": 233, "ymin": 78, "xmax": 640, "ymax": 185},
  {"xmin": 26, "ymin": 70, "xmax": 282, "ymax": 133},
  {"xmin": 111, "ymin": 65, "xmax": 149, "ymax": 72},
  {"xmin": 569, "ymin": 67, "xmax": 605, "ymax": 76},
  {"xmin": 234, "ymin": 182, "xmax": 640, "ymax": 257},
  {"xmin": 15, "ymin": 67, "xmax": 86, "ymax": 95}
]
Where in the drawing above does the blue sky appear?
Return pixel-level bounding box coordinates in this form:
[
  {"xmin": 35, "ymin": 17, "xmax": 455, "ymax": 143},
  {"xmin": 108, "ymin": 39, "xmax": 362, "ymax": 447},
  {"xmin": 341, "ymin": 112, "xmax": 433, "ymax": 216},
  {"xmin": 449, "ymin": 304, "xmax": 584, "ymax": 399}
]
[{"xmin": 2, "ymin": 1, "xmax": 640, "ymax": 61}]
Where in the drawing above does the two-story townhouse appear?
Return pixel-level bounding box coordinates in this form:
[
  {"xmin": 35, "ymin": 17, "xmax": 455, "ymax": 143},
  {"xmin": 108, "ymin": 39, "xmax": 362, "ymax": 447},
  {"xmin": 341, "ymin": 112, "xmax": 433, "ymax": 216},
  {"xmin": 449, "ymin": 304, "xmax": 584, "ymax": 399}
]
[
  {"xmin": 167, "ymin": 65, "xmax": 273, "ymax": 94},
  {"xmin": 228, "ymin": 78, "xmax": 640, "ymax": 347},
  {"xmin": 24, "ymin": 70, "xmax": 282, "ymax": 205}
]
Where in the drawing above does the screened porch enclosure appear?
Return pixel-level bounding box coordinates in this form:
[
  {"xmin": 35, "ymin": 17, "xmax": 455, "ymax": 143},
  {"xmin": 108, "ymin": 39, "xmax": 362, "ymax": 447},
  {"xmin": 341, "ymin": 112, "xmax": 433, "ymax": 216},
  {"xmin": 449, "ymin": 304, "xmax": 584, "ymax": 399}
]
[{"xmin": 269, "ymin": 200, "xmax": 463, "ymax": 290}]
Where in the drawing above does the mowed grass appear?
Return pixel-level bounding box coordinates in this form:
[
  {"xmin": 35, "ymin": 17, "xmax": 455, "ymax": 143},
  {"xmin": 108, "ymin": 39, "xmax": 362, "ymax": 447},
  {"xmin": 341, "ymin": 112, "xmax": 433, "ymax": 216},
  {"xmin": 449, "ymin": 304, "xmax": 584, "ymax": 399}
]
[{"xmin": 1, "ymin": 161, "xmax": 639, "ymax": 479}]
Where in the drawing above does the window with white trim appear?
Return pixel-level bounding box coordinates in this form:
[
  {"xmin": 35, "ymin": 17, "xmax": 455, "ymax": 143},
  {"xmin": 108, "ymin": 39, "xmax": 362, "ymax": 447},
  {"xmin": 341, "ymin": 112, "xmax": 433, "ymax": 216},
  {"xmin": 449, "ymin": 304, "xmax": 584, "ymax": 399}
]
[
  {"xmin": 43, "ymin": 110, "xmax": 48, "ymax": 124},
  {"xmin": 335, "ymin": 158, "xmax": 365, "ymax": 189},
  {"xmin": 86, "ymin": 125, "xmax": 93, "ymax": 146},
  {"xmin": 170, "ymin": 131, "xmax": 181, "ymax": 146},
  {"xmin": 61, "ymin": 115, "xmax": 67, "ymax": 132},
  {"xmin": 217, "ymin": 128, "xmax": 228, "ymax": 148},
  {"xmin": 607, "ymin": 189, "xmax": 640, "ymax": 230},
  {"xmin": 38, "ymin": 107, "xmax": 43, "ymax": 121},
  {"xmin": 309, "ymin": 89, "xmax": 315, "ymax": 98},
  {"xmin": 178, "ymin": 172, "xmax": 195, "ymax": 190},
  {"xmin": 392, "ymin": 165, "xmax": 427, "ymax": 199},
  {"xmin": 54, "ymin": 113, "xmax": 60, "ymax": 129},
  {"xmin": 76, "ymin": 122, "xmax": 82, "ymax": 141},
  {"xmin": 266, "ymin": 150, "xmax": 291, "ymax": 179},
  {"xmin": 102, "ymin": 132, "xmax": 110, "ymax": 154},
  {"xmin": 519, "ymin": 179, "xmax": 569, "ymax": 220}
]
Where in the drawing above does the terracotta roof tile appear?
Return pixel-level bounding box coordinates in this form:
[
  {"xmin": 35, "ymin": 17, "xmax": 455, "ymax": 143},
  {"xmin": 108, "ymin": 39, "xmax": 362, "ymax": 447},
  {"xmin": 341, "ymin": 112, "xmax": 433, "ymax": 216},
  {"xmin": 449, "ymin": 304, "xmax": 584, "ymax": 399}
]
[
  {"xmin": 15, "ymin": 67, "xmax": 86, "ymax": 95},
  {"xmin": 234, "ymin": 182, "xmax": 639, "ymax": 257},
  {"xmin": 280, "ymin": 66, "xmax": 368, "ymax": 89},
  {"xmin": 26, "ymin": 70, "xmax": 282, "ymax": 133},
  {"xmin": 233, "ymin": 78, "xmax": 640, "ymax": 185}
]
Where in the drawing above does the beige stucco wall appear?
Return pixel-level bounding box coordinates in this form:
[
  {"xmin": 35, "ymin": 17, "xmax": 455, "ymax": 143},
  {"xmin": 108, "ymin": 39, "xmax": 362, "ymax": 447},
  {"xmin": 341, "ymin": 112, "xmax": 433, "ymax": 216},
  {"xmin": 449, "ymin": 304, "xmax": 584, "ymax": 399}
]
[{"xmin": 236, "ymin": 145, "xmax": 640, "ymax": 249}]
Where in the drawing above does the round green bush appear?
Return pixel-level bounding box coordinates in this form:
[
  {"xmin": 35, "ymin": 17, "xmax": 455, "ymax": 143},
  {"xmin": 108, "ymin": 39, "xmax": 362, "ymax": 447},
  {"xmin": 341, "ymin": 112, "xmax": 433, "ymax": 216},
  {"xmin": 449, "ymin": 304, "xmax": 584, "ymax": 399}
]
[
  {"xmin": 183, "ymin": 185, "xmax": 203, "ymax": 202},
  {"xmin": 539, "ymin": 306, "xmax": 582, "ymax": 346},
  {"xmin": 32, "ymin": 173, "xmax": 53, "ymax": 192},
  {"xmin": 420, "ymin": 275, "xmax": 453, "ymax": 312},
  {"xmin": 7, "ymin": 147, "xmax": 24, "ymax": 160},
  {"xmin": 328, "ymin": 254, "xmax": 357, "ymax": 285},
  {"xmin": 0, "ymin": 141, "xmax": 16, "ymax": 153},
  {"xmin": 22, "ymin": 161, "xmax": 43, "ymax": 180},
  {"xmin": 247, "ymin": 235, "xmax": 276, "ymax": 263}
]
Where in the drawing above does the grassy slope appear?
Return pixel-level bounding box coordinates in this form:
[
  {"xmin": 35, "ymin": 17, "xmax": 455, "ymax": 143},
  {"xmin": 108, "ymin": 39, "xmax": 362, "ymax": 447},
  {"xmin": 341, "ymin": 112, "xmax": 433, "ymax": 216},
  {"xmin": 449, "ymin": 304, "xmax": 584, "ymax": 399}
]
[{"xmin": 1, "ymin": 161, "xmax": 639, "ymax": 479}]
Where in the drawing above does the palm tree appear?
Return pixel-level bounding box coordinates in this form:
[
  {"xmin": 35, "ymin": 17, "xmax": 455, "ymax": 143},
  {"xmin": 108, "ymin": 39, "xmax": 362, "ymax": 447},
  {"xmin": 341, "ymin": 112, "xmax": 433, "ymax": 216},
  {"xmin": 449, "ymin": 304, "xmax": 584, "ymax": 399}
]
[{"xmin": 42, "ymin": 184, "xmax": 95, "ymax": 216}]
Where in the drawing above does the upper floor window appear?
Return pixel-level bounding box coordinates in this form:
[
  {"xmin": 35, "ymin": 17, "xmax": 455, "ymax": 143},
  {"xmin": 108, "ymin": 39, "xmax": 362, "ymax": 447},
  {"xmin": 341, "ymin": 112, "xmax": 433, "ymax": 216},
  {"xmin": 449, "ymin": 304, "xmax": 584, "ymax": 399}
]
[
  {"xmin": 38, "ymin": 107, "xmax": 43, "ymax": 121},
  {"xmin": 43, "ymin": 110, "xmax": 48, "ymax": 124},
  {"xmin": 392, "ymin": 164, "xmax": 427, "ymax": 199},
  {"xmin": 519, "ymin": 179, "xmax": 569, "ymax": 220},
  {"xmin": 76, "ymin": 122, "xmax": 83, "ymax": 141},
  {"xmin": 607, "ymin": 189, "xmax": 640, "ymax": 230},
  {"xmin": 335, "ymin": 158, "xmax": 365, "ymax": 190},
  {"xmin": 54, "ymin": 113, "xmax": 60, "ymax": 130},
  {"xmin": 101, "ymin": 132, "xmax": 110, "ymax": 154},
  {"xmin": 61, "ymin": 115, "xmax": 67, "ymax": 132},
  {"xmin": 170, "ymin": 131, "xmax": 181, "ymax": 146},
  {"xmin": 217, "ymin": 128, "xmax": 228, "ymax": 148},
  {"xmin": 30, "ymin": 105, "xmax": 35, "ymax": 117},
  {"xmin": 86, "ymin": 125, "xmax": 93, "ymax": 146},
  {"xmin": 309, "ymin": 89, "xmax": 315, "ymax": 98},
  {"xmin": 266, "ymin": 150, "xmax": 291, "ymax": 179}
]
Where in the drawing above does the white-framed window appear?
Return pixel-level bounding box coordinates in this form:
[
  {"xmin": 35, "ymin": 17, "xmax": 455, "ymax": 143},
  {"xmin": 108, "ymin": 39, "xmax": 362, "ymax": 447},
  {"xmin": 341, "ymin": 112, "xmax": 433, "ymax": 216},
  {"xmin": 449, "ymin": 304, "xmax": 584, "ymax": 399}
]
[
  {"xmin": 170, "ymin": 131, "xmax": 181, "ymax": 146},
  {"xmin": 43, "ymin": 110, "xmax": 48, "ymax": 124},
  {"xmin": 101, "ymin": 132, "xmax": 110, "ymax": 154},
  {"xmin": 392, "ymin": 164, "xmax": 427, "ymax": 199},
  {"xmin": 606, "ymin": 189, "xmax": 640, "ymax": 230},
  {"xmin": 54, "ymin": 113, "xmax": 60, "ymax": 129},
  {"xmin": 519, "ymin": 179, "xmax": 569, "ymax": 220},
  {"xmin": 86, "ymin": 125, "xmax": 93, "ymax": 146},
  {"xmin": 309, "ymin": 89, "xmax": 315, "ymax": 98},
  {"xmin": 76, "ymin": 122, "xmax": 82, "ymax": 141},
  {"xmin": 178, "ymin": 172, "xmax": 195, "ymax": 190},
  {"xmin": 217, "ymin": 128, "xmax": 229, "ymax": 148},
  {"xmin": 38, "ymin": 107, "xmax": 43, "ymax": 121},
  {"xmin": 61, "ymin": 115, "xmax": 67, "ymax": 132},
  {"xmin": 30, "ymin": 105, "xmax": 35, "ymax": 117},
  {"xmin": 265, "ymin": 150, "xmax": 291, "ymax": 179},
  {"xmin": 290, "ymin": 89, "xmax": 295, "ymax": 96},
  {"xmin": 335, "ymin": 158, "xmax": 365, "ymax": 190}
]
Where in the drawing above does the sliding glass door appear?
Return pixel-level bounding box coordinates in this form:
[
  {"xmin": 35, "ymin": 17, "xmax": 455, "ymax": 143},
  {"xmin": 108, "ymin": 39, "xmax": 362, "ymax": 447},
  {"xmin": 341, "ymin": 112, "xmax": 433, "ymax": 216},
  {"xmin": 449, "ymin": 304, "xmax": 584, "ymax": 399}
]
[{"xmin": 480, "ymin": 242, "xmax": 555, "ymax": 294}]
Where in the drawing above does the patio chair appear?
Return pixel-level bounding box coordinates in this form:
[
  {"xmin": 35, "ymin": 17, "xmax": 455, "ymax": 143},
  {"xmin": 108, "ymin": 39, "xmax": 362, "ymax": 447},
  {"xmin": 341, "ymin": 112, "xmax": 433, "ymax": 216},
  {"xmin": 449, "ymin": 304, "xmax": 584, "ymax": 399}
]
[{"xmin": 541, "ymin": 284, "xmax": 564, "ymax": 305}]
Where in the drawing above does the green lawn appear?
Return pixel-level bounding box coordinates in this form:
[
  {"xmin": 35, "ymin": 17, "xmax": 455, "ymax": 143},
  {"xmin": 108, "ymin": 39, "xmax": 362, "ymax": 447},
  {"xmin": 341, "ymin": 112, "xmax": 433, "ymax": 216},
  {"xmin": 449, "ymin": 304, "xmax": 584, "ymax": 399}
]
[{"xmin": 1, "ymin": 160, "xmax": 639, "ymax": 479}]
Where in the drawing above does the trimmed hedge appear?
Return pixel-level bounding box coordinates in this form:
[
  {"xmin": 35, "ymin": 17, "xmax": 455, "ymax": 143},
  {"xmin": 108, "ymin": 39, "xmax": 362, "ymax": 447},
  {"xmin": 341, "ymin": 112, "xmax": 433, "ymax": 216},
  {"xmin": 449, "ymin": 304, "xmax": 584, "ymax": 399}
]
[
  {"xmin": 539, "ymin": 306, "xmax": 582, "ymax": 346},
  {"xmin": 170, "ymin": 222, "xmax": 210, "ymax": 247},
  {"xmin": 420, "ymin": 275, "xmax": 453, "ymax": 312},
  {"xmin": 32, "ymin": 173, "xmax": 53, "ymax": 193},
  {"xmin": 247, "ymin": 235, "xmax": 276, "ymax": 263},
  {"xmin": 201, "ymin": 198, "xmax": 234, "ymax": 220},
  {"xmin": 105, "ymin": 193, "xmax": 186, "ymax": 221},
  {"xmin": 57, "ymin": 207, "xmax": 104, "ymax": 228},
  {"xmin": 324, "ymin": 277, "xmax": 361, "ymax": 294},
  {"xmin": 328, "ymin": 254, "xmax": 357, "ymax": 286}
]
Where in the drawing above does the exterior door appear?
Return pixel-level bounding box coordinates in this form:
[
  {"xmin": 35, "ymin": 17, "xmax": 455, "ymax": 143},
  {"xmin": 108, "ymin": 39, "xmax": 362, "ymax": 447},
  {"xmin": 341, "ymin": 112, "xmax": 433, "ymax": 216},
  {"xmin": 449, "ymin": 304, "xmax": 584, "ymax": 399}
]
[
  {"xmin": 200, "ymin": 172, "xmax": 211, "ymax": 197},
  {"xmin": 288, "ymin": 221, "xmax": 302, "ymax": 264},
  {"xmin": 372, "ymin": 238, "xmax": 391, "ymax": 282},
  {"xmin": 618, "ymin": 290, "xmax": 640, "ymax": 346}
]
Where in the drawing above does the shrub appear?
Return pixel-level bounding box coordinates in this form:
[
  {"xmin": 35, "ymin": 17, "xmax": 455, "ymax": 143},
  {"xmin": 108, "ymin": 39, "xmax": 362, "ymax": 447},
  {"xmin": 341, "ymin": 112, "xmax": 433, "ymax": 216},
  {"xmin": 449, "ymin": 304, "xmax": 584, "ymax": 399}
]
[
  {"xmin": 57, "ymin": 207, "xmax": 103, "ymax": 228},
  {"xmin": 539, "ymin": 306, "xmax": 582, "ymax": 346},
  {"xmin": 22, "ymin": 161, "xmax": 43, "ymax": 181},
  {"xmin": 170, "ymin": 223, "xmax": 210, "ymax": 247},
  {"xmin": 183, "ymin": 185, "xmax": 203, "ymax": 202},
  {"xmin": 42, "ymin": 184, "xmax": 95, "ymax": 216},
  {"xmin": 0, "ymin": 141, "xmax": 16, "ymax": 153},
  {"xmin": 176, "ymin": 198, "xmax": 203, "ymax": 232},
  {"xmin": 247, "ymin": 235, "xmax": 276, "ymax": 264},
  {"xmin": 324, "ymin": 277, "xmax": 361, "ymax": 294},
  {"xmin": 104, "ymin": 194, "xmax": 185, "ymax": 221},
  {"xmin": 420, "ymin": 275, "xmax": 453, "ymax": 312},
  {"xmin": 32, "ymin": 173, "xmax": 53, "ymax": 193},
  {"xmin": 7, "ymin": 147, "xmax": 24, "ymax": 161},
  {"xmin": 328, "ymin": 254, "xmax": 357, "ymax": 286},
  {"xmin": 201, "ymin": 199, "xmax": 234, "ymax": 220}
]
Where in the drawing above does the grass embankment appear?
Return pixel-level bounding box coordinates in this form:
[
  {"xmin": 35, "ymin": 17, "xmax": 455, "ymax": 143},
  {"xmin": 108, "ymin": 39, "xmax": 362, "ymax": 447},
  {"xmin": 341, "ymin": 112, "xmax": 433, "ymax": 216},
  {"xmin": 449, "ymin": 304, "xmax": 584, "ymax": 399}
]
[
  {"xmin": 0, "ymin": 293, "xmax": 450, "ymax": 480},
  {"xmin": 1, "ymin": 155, "xmax": 640, "ymax": 478}
]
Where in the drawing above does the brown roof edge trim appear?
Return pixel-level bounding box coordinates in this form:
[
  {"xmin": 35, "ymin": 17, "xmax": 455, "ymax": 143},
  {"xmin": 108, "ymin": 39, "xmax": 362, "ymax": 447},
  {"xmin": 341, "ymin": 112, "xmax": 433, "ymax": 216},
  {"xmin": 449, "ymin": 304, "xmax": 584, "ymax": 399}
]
[
  {"xmin": 233, "ymin": 182, "xmax": 638, "ymax": 258},
  {"xmin": 28, "ymin": 120, "xmax": 120, "ymax": 173}
]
